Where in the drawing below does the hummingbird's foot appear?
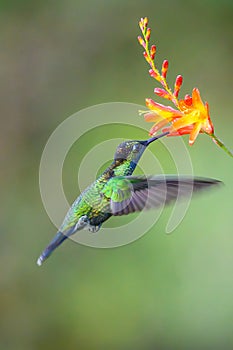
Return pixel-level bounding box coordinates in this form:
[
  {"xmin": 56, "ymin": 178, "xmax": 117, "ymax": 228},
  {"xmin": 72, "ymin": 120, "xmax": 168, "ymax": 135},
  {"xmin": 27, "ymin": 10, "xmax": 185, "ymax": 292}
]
[
  {"xmin": 80, "ymin": 217, "xmax": 101, "ymax": 233},
  {"xmin": 75, "ymin": 215, "xmax": 88, "ymax": 230},
  {"xmin": 88, "ymin": 224, "xmax": 101, "ymax": 233}
]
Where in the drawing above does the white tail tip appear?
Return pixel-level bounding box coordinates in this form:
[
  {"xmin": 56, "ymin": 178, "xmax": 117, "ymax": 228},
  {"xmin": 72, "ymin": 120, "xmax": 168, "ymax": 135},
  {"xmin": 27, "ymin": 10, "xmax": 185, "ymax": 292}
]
[{"xmin": 37, "ymin": 257, "xmax": 43, "ymax": 266}]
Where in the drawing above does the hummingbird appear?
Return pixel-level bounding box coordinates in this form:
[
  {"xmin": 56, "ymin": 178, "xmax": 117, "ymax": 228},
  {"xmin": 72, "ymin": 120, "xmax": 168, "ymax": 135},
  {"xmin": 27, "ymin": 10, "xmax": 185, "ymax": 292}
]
[{"xmin": 37, "ymin": 132, "xmax": 220, "ymax": 266}]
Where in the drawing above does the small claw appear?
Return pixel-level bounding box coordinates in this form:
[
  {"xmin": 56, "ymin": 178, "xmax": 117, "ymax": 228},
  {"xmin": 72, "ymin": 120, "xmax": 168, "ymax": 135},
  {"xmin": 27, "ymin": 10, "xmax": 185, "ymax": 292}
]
[{"xmin": 88, "ymin": 225, "xmax": 101, "ymax": 233}]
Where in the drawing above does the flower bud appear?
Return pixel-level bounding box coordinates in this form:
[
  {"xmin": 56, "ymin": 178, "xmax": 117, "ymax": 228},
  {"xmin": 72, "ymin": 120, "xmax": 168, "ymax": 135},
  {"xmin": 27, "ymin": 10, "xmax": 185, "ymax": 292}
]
[
  {"xmin": 154, "ymin": 88, "xmax": 171, "ymax": 99},
  {"xmin": 145, "ymin": 28, "xmax": 151, "ymax": 41},
  {"xmin": 174, "ymin": 75, "xmax": 183, "ymax": 97},
  {"xmin": 150, "ymin": 45, "xmax": 156, "ymax": 60},
  {"xmin": 138, "ymin": 36, "xmax": 145, "ymax": 48},
  {"xmin": 161, "ymin": 60, "xmax": 169, "ymax": 78}
]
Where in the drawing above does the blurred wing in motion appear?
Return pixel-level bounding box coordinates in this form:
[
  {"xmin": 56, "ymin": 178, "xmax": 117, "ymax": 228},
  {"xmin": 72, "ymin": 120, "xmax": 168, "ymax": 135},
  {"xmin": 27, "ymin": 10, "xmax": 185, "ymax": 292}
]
[{"xmin": 102, "ymin": 175, "xmax": 221, "ymax": 216}]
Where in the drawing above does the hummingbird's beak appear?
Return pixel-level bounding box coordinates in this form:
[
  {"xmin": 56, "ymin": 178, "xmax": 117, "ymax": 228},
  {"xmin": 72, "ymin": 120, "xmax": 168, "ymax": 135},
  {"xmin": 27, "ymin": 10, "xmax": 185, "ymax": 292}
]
[{"xmin": 144, "ymin": 131, "xmax": 169, "ymax": 146}]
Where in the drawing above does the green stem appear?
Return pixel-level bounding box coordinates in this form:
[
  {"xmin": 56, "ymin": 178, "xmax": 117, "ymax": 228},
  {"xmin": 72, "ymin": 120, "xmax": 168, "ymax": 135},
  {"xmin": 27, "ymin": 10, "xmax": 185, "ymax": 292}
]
[{"xmin": 207, "ymin": 132, "xmax": 233, "ymax": 158}]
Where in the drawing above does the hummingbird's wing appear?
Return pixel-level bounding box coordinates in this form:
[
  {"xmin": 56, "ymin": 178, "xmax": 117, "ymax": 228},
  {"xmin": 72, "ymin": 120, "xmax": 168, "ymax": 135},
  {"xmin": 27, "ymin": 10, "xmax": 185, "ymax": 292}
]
[{"xmin": 101, "ymin": 176, "xmax": 221, "ymax": 216}]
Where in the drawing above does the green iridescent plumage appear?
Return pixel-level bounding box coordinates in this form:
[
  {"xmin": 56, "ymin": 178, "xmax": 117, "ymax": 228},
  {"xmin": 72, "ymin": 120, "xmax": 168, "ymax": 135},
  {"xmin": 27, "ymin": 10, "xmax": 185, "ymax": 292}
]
[
  {"xmin": 37, "ymin": 133, "xmax": 221, "ymax": 266},
  {"xmin": 59, "ymin": 139, "xmax": 146, "ymax": 233}
]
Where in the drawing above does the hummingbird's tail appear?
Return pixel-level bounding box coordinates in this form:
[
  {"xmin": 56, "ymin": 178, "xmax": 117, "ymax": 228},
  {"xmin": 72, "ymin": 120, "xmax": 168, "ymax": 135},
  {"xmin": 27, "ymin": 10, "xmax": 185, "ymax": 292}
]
[{"xmin": 37, "ymin": 231, "xmax": 67, "ymax": 266}]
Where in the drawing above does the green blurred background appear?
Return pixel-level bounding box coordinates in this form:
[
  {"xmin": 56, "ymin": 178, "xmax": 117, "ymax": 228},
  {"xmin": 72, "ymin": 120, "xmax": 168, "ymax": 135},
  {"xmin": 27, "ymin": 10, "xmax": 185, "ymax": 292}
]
[{"xmin": 1, "ymin": 0, "xmax": 233, "ymax": 349}]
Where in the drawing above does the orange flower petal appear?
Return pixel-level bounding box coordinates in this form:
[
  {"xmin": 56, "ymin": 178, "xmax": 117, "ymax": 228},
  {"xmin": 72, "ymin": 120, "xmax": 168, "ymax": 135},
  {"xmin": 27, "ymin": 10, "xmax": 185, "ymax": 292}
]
[
  {"xmin": 145, "ymin": 99, "xmax": 183, "ymax": 120},
  {"xmin": 191, "ymin": 88, "xmax": 206, "ymax": 114},
  {"xmin": 163, "ymin": 125, "xmax": 210, "ymax": 138},
  {"xmin": 144, "ymin": 112, "xmax": 164, "ymax": 123},
  {"xmin": 162, "ymin": 125, "xmax": 206, "ymax": 137},
  {"xmin": 172, "ymin": 114, "xmax": 199, "ymax": 130},
  {"xmin": 189, "ymin": 123, "xmax": 202, "ymax": 145},
  {"xmin": 149, "ymin": 118, "xmax": 171, "ymax": 135}
]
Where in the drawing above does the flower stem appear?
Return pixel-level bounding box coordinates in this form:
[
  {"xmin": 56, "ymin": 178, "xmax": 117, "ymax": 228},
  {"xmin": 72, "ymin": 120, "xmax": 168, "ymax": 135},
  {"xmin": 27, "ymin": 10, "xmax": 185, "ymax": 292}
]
[{"xmin": 207, "ymin": 132, "xmax": 233, "ymax": 158}]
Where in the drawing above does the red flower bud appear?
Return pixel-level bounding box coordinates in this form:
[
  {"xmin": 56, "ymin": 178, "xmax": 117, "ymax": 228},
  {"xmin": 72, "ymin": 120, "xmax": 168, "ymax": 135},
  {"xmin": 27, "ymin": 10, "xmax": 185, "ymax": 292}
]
[
  {"xmin": 173, "ymin": 75, "xmax": 183, "ymax": 97},
  {"xmin": 145, "ymin": 28, "xmax": 151, "ymax": 41},
  {"xmin": 184, "ymin": 94, "xmax": 192, "ymax": 106},
  {"xmin": 143, "ymin": 51, "xmax": 151, "ymax": 64},
  {"xmin": 161, "ymin": 60, "xmax": 169, "ymax": 78},
  {"xmin": 154, "ymin": 88, "xmax": 171, "ymax": 99},
  {"xmin": 150, "ymin": 45, "xmax": 156, "ymax": 60},
  {"xmin": 149, "ymin": 69, "xmax": 158, "ymax": 79}
]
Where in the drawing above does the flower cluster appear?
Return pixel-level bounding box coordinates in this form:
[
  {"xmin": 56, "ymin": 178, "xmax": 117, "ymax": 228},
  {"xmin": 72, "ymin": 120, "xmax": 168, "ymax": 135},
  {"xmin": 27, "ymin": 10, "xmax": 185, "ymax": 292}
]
[{"xmin": 138, "ymin": 17, "xmax": 232, "ymax": 156}]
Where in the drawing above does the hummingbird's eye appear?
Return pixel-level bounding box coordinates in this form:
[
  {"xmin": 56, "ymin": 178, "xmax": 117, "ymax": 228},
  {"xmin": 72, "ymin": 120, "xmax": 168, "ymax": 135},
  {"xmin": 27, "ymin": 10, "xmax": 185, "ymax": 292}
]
[{"xmin": 132, "ymin": 144, "xmax": 140, "ymax": 152}]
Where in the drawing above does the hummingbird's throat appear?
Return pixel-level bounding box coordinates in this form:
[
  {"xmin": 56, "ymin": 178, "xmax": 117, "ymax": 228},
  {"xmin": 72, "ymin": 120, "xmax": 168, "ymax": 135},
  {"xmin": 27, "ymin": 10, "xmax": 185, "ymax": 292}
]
[{"xmin": 113, "ymin": 159, "xmax": 136, "ymax": 176}]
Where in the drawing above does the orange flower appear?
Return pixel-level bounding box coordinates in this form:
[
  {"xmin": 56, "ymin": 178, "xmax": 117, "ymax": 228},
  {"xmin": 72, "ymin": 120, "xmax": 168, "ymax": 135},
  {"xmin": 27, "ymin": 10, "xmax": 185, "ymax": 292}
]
[
  {"xmin": 145, "ymin": 88, "xmax": 214, "ymax": 145},
  {"xmin": 138, "ymin": 17, "xmax": 232, "ymax": 157},
  {"xmin": 144, "ymin": 98, "xmax": 183, "ymax": 135}
]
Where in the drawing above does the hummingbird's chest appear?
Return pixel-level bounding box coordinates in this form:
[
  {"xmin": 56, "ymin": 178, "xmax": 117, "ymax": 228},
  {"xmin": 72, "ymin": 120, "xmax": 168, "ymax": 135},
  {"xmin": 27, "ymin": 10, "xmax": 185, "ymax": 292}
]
[
  {"xmin": 81, "ymin": 163, "xmax": 134, "ymax": 217},
  {"xmin": 60, "ymin": 161, "xmax": 135, "ymax": 231},
  {"xmin": 78, "ymin": 180, "xmax": 112, "ymax": 225}
]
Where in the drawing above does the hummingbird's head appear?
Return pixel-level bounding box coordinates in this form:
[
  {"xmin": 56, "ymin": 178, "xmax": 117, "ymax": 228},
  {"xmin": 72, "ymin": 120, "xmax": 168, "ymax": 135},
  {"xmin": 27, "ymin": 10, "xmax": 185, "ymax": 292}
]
[{"xmin": 114, "ymin": 132, "xmax": 168, "ymax": 164}]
